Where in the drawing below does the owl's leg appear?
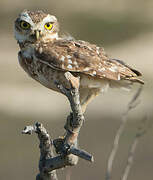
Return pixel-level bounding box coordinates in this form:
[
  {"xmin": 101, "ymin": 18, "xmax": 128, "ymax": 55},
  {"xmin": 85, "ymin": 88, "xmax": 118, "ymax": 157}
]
[{"xmin": 80, "ymin": 88, "xmax": 101, "ymax": 113}]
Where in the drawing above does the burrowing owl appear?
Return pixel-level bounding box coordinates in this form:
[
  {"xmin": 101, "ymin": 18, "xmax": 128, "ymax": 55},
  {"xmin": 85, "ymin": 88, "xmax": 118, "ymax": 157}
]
[{"xmin": 14, "ymin": 10, "xmax": 144, "ymax": 113}]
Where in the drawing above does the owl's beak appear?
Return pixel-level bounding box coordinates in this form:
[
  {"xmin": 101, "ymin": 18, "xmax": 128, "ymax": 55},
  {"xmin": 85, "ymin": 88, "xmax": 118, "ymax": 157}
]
[{"xmin": 34, "ymin": 30, "xmax": 41, "ymax": 40}]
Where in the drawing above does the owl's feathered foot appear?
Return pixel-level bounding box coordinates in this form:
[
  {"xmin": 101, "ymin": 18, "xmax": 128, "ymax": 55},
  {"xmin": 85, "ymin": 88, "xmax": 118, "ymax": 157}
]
[{"xmin": 22, "ymin": 72, "xmax": 93, "ymax": 180}]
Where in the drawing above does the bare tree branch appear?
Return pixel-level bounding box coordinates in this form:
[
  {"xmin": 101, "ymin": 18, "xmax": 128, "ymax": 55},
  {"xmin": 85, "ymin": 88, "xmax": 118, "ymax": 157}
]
[
  {"xmin": 22, "ymin": 72, "xmax": 93, "ymax": 180},
  {"xmin": 105, "ymin": 85, "xmax": 143, "ymax": 180}
]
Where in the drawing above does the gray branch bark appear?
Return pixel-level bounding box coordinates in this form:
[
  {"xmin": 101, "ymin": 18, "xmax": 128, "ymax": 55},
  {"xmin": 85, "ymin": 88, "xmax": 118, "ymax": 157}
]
[{"xmin": 22, "ymin": 72, "xmax": 93, "ymax": 180}]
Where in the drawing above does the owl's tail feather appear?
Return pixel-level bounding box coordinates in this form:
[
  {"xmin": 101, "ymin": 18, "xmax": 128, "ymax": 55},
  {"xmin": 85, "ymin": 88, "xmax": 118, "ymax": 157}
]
[
  {"xmin": 109, "ymin": 77, "xmax": 144, "ymax": 91},
  {"xmin": 125, "ymin": 77, "xmax": 144, "ymax": 85},
  {"xmin": 111, "ymin": 59, "xmax": 144, "ymax": 85}
]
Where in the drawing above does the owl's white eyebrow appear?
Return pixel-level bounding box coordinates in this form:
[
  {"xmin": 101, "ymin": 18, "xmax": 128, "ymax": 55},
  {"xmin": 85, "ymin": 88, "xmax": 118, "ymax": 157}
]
[
  {"xmin": 20, "ymin": 13, "xmax": 34, "ymax": 26},
  {"xmin": 42, "ymin": 15, "xmax": 57, "ymax": 24}
]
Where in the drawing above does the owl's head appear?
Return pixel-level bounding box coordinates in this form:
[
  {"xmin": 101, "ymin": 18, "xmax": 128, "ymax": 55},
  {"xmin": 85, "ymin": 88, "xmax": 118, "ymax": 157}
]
[{"xmin": 14, "ymin": 10, "xmax": 59, "ymax": 43}]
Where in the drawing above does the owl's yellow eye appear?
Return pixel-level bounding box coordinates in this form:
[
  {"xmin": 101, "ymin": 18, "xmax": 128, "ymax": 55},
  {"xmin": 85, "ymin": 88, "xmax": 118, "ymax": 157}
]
[
  {"xmin": 44, "ymin": 22, "xmax": 53, "ymax": 30},
  {"xmin": 20, "ymin": 21, "xmax": 30, "ymax": 30}
]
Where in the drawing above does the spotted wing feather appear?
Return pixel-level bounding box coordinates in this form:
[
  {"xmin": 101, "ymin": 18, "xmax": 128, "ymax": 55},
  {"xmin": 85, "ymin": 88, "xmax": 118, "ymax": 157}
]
[{"xmin": 35, "ymin": 39, "xmax": 143, "ymax": 83}]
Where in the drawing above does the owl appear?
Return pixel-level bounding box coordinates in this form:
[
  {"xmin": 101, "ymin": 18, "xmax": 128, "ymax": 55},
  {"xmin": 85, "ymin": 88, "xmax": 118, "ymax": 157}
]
[{"xmin": 14, "ymin": 10, "xmax": 144, "ymax": 113}]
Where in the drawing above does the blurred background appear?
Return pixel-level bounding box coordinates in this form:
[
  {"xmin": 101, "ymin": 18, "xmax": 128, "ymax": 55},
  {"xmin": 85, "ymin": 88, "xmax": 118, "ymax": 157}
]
[{"xmin": 0, "ymin": 0, "xmax": 153, "ymax": 179}]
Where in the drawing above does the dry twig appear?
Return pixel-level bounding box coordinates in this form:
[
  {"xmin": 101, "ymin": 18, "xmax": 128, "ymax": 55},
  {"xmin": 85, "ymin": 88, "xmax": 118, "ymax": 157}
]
[
  {"xmin": 105, "ymin": 85, "xmax": 143, "ymax": 180},
  {"xmin": 121, "ymin": 116, "xmax": 150, "ymax": 180}
]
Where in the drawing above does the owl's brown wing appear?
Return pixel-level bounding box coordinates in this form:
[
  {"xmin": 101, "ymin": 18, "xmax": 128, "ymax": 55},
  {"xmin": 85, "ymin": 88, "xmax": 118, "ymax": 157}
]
[{"xmin": 35, "ymin": 39, "xmax": 144, "ymax": 84}]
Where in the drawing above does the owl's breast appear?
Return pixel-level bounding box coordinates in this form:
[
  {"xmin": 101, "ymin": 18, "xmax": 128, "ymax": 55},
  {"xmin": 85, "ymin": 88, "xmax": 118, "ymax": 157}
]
[
  {"xmin": 18, "ymin": 51, "xmax": 71, "ymax": 92},
  {"xmin": 18, "ymin": 51, "xmax": 37, "ymax": 78}
]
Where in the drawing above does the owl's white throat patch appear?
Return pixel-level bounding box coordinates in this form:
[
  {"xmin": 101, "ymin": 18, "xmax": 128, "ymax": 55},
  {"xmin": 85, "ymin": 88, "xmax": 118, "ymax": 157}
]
[{"xmin": 43, "ymin": 32, "xmax": 59, "ymax": 41}]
